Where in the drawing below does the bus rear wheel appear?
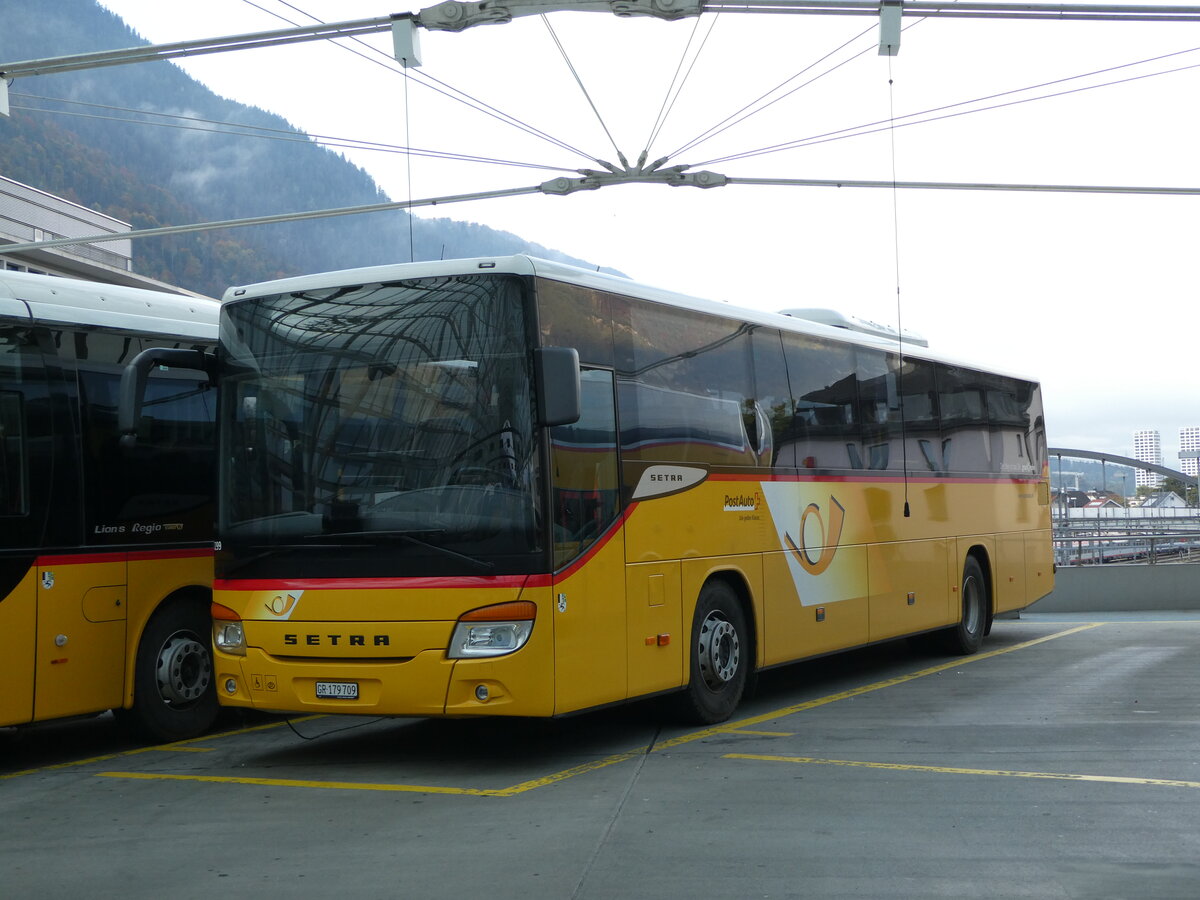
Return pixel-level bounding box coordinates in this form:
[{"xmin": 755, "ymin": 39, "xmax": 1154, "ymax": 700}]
[
  {"xmin": 120, "ymin": 597, "xmax": 219, "ymax": 742},
  {"xmin": 674, "ymin": 580, "xmax": 749, "ymax": 725},
  {"xmin": 939, "ymin": 556, "xmax": 988, "ymax": 655}
]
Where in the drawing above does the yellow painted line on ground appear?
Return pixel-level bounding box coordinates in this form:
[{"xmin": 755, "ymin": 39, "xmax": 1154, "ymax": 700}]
[
  {"xmin": 90, "ymin": 624, "xmax": 1102, "ymax": 797},
  {"xmin": 0, "ymin": 715, "xmax": 326, "ymax": 781},
  {"xmin": 491, "ymin": 747, "xmax": 652, "ymax": 796},
  {"xmin": 725, "ymin": 753, "xmax": 1200, "ymax": 789},
  {"xmin": 654, "ymin": 623, "xmax": 1103, "ymax": 752},
  {"xmin": 98, "ymin": 770, "xmax": 501, "ymax": 796}
]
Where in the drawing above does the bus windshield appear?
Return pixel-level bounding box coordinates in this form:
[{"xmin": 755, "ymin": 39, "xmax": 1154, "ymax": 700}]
[{"xmin": 218, "ymin": 274, "xmax": 542, "ymax": 578}]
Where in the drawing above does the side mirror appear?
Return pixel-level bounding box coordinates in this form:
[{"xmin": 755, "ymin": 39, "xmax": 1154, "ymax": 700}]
[
  {"xmin": 533, "ymin": 347, "xmax": 580, "ymax": 427},
  {"xmin": 119, "ymin": 347, "xmax": 215, "ymax": 447}
]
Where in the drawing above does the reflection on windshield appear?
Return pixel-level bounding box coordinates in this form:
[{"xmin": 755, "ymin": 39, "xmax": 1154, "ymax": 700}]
[{"xmin": 219, "ymin": 274, "xmax": 542, "ymax": 576}]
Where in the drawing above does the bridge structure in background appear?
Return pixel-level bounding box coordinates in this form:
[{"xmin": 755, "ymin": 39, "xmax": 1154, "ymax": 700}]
[
  {"xmin": 1049, "ymin": 447, "xmax": 1199, "ymax": 492},
  {"xmin": 1048, "ymin": 447, "xmax": 1200, "ymax": 568}
]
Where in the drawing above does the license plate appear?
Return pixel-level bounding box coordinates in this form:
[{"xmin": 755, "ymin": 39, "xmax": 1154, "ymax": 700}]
[{"xmin": 315, "ymin": 681, "xmax": 358, "ymax": 700}]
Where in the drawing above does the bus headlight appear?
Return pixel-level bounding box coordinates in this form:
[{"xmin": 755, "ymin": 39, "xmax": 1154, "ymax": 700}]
[
  {"xmin": 212, "ymin": 602, "xmax": 246, "ymax": 656},
  {"xmin": 448, "ymin": 601, "xmax": 535, "ymax": 659}
]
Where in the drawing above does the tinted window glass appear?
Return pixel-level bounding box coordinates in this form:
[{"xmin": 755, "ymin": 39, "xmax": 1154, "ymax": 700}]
[
  {"xmin": 856, "ymin": 348, "xmax": 897, "ymax": 470},
  {"xmin": 551, "ymin": 369, "xmax": 619, "ymax": 568},
  {"xmin": 987, "ymin": 374, "xmax": 1037, "ymax": 476},
  {"xmin": 937, "ymin": 365, "xmax": 991, "ymax": 474},
  {"xmin": 897, "ymin": 357, "xmax": 941, "ymax": 473},
  {"xmin": 750, "ymin": 327, "xmax": 791, "ymax": 467},
  {"xmin": 536, "ymin": 279, "xmax": 615, "ymax": 368},
  {"xmin": 219, "ymin": 274, "xmax": 541, "ymax": 579},
  {"xmin": 778, "ymin": 333, "xmax": 859, "ymax": 471},
  {"xmin": 0, "ymin": 327, "xmax": 35, "ymax": 520},
  {"xmin": 617, "ymin": 303, "xmax": 756, "ymax": 467},
  {"xmin": 0, "ymin": 325, "xmax": 58, "ymax": 551},
  {"xmin": 71, "ymin": 330, "xmax": 215, "ymax": 545}
]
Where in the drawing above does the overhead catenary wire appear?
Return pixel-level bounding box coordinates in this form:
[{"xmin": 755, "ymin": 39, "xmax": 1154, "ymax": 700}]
[
  {"xmin": 10, "ymin": 93, "xmax": 578, "ymax": 174},
  {"xmin": 539, "ymin": 14, "xmax": 626, "ymax": 163},
  {"xmin": 886, "ymin": 53, "xmax": 911, "ymax": 519},
  {"xmin": 235, "ymin": 0, "xmax": 602, "ymax": 165},
  {"xmin": 695, "ymin": 47, "xmax": 1200, "ymax": 166},
  {"xmin": 3, "ymin": 1, "xmax": 1196, "ymax": 269},
  {"xmin": 5, "ymin": 172, "xmax": 1198, "ymax": 261},
  {"xmin": 402, "ymin": 47, "xmax": 415, "ymax": 263},
  {"xmin": 641, "ymin": 13, "xmax": 723, "ymax": 160},
  {"xmin": 666, "ymin": 20, "xmax": 881, "ymax": 161}
]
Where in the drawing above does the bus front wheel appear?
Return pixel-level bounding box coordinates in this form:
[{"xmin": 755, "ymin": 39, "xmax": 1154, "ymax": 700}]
[
  {"xmin": 674, "ymin": 580, "xmax": 749, "ymax": 725},
  {"xmin": 120, "ymin": 597, "xmax": 219, "ymax": 742}
]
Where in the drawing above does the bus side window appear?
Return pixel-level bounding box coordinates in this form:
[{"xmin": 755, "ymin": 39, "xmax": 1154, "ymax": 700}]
[
  {"xmin": 897, "ymin": 357, "xmax": 940, "ymax": 473},
  {"xmin": 936, "ymin": 364, "xmax": 991, "ymax": 474},
  {"xmin": 74, "ymin": 329, "xmax": 215, "ymax": 543},
  {"xmin": 779, "ymin": 332, "xmax": 858, "ymax": 472},
  {"xmin": 0, "ymin": 325, "xmax": 51, "ymax": 549},
  {"xmin": 551, "ymin": 369, "xmax": 619, "ymax": 568},
  {"xmin": 0, "ymin": 390, "xmax": 26, "ymax": 516},
  {"xmin": 750, "ymin": 327, "xmax": 791, "ymax": 468},
  {"xmin": 618, "ymin": 303, "xmax": 756, "ymax": 467},
  {"xmin": 987, "ymin": 376, "xmax": 1035, "ymax": 477}
]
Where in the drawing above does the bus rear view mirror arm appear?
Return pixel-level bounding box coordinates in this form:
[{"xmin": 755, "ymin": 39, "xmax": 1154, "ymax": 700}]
[
  {"xmin": 118, "ymin": 347, "xmax": 216, "ymax": 448},
  {"xmin": 534, "ymin": 346, "xmax": 581, "ymax": 428}
]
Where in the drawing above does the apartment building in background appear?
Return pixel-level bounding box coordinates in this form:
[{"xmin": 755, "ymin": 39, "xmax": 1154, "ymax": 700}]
[
  {"xmin": 1180, "ymin": 426, "xmax": 1200, "ymax": 479},
  {"xmin": 1133, "ymin": 429, "xmax": 1164, "ymax": 489}
]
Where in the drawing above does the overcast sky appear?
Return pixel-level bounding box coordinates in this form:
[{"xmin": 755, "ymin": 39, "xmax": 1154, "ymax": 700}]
[{"xmin": 87, "ymin": 0, "xmax": 1200, "ymax": 471}]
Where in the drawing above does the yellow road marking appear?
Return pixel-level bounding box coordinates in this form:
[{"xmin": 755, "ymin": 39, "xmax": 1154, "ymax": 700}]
[
  {"xmin": 726, "ymin": 753, "xmax": 1200, "ymax": 789},
  {"xmin": 654, "ymin": 623, "xmax": 1103, "ymax": 751},
  {"xmin": 490, "ymin": 747, "xmax": 650, "ymax": 796},
  {"xmin": 91, "ymin": 624, "xmax": 1101, "ymax": 796},
  {"xmin": 99, "ymin": 770, "xmax": 500, "ymax": 795},
  {"xmin": 0, "ymin": 715, "xmax": 325, "ymax": 781}
]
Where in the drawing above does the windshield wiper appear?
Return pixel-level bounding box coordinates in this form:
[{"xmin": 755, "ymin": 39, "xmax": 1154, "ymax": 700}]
[{"xmin": 302, "ymin": 529, "xmax": 495, "ymax": 573}]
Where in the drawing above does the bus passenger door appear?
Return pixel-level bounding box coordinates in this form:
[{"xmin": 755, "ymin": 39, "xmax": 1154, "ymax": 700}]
[
  {"xmin": 0, "ymin": 564, "xmax": 37, "ymax": 726},
  {"xmin": 550, "ymin": 369, "xmax": 627, "ymax": 715},
  {"xmin": 34, "ymin": 558, "xmax": 127, "ymax": 721},
  {"xmin": 0, "ymin": 315, "xmax": 53, "ymax": 726}
]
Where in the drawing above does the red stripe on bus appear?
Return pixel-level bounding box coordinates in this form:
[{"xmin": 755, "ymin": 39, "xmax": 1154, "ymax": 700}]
[
  {"xmin": 128, "ymin": 548, "xmax": 214, "ymax": 562},
  {"xmin": 37, "ymin": 547, "xmax": 213, "ymax": 566},
  {"xmin": 552, "ymin": 504, "xmax": 639, "ymax": 582},
  {"xmin": 710, "ymin": 472, "xmax": 1042, "ymax": 486}
]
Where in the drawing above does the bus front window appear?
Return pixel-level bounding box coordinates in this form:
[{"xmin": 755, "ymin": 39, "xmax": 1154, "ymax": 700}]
[{"xmin": 218, "ymin": 274, "xmax": 542, "ymax": 578}]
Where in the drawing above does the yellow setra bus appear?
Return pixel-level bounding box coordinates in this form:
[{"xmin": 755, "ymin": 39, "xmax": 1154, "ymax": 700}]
[
  {"xmin": 191, "ymin": 256, "xmax": 1051, "ymax": 724},
  {"xmin": 0, "ymin": 270, "xmax": 220, "ymax": 741}
]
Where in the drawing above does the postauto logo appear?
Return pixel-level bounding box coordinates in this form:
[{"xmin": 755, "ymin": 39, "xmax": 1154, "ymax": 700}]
[{"xmin": 723, "ymin": 491, "xmax": 763, "ymax": 512}]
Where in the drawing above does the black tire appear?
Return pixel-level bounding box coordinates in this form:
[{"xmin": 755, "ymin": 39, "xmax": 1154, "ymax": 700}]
[
  {"xmin": 938, "ymin": 556, "xmax": 988, "ymax": 655},
  {"xmin": 673, "ymin": 580, "xmax": 750, "ymax": 725},
  {"xmin": 119, "ymin": 597, "xmax": 219, "ymax": 742}
]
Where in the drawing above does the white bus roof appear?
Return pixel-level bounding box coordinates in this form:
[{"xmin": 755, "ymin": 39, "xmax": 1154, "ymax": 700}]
[
  {"xmin": 224, "ymin": 256, "xmax": 1036, "ymax": 383},
  {"xmin": 0, "ymin": 270, "xmax": 219, "ymax": 341}
]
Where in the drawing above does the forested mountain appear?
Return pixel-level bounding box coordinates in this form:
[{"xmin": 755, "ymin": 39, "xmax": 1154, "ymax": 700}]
[{"xmin": 0, "ymin": 0, "xmax": 604, "ymax": 297}]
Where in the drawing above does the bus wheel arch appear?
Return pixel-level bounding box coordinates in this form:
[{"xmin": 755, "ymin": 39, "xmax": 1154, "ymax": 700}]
[
  {"xmin": 674, "ymin": 572, "xmax": 756, "ymax": 725},
  {"xmin": 117, "ymin": 588, "xmax": 219, "ymax": 742}
]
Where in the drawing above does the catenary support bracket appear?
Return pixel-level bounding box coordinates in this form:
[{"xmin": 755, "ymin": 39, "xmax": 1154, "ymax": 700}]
[
  {"xmin": 416, "ymin": 0, "xmax": 704, "ymax": 32},
  {"xmin": 539, "ymin": 165, "xmax": 728, "ymax": 194}
]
